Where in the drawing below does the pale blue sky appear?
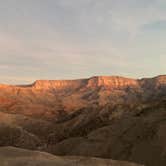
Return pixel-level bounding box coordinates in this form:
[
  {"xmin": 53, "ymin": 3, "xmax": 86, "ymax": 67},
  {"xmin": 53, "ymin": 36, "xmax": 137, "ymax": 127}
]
[{"xmin": 0, "ymin": 0, "xmax": 166, "ymax": 84}]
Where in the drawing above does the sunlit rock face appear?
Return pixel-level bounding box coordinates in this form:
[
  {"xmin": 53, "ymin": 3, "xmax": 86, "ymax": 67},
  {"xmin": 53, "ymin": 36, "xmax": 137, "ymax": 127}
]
[
  {"xmin": 0, "ymin": 75, "xmax": 165, "ymax": 120},
  {"xmin": 28, "ymin": 76, "xmax": 139, "ymax": 90},
  {"xmin": 30, "ymin": 76, "xmax": 139, "ymax": 90},
  {"xmin": 32, "ymin": 79, "xmax": 88, "ymax": 90},
  {"xmin": 87, "ymin": 76, "xmax": 139, "ymax": 88}
]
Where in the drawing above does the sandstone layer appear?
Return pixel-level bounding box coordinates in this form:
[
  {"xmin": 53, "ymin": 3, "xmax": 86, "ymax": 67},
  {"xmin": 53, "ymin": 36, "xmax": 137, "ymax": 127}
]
[{"xmin": 0, "ymin": 75, "xmax": 165, "ymax": 120}]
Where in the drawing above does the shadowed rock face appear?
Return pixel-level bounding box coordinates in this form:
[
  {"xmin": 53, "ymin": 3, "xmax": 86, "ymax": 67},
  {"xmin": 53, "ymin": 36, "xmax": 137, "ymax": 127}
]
[
  {"xmin": 0, "ymin": 146, "xmax": 144, "ymax": 166},
  {"xmin": 0, "ymin": 75, "xmax": 166, "ymax": 166}
]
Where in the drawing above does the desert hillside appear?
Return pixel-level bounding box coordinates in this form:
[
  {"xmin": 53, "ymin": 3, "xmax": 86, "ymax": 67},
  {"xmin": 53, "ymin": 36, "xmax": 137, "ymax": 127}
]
[{"xmin": 0, "ymin": 75, "xmax": 166, "ymax": 166}]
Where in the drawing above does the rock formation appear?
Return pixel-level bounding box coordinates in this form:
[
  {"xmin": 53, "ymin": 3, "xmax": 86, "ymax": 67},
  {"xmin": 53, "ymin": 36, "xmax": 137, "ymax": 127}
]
[
  {"xmin": 0, "ymin": 75, "xmax": 165, "ymax": 120},
  {"xmin": 0, "ymin": 75, "xmax": 166, "ymax": 166}
]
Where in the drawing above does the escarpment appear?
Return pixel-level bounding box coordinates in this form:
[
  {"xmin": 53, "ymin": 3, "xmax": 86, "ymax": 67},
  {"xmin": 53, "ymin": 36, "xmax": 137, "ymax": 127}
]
[
  {"xmin": 30, "ymin": 76, "xmax": 140, "ymax": 90},
  {"xmin": 0, "ymin": 75, "xmax": 165, "ymax": 120}
]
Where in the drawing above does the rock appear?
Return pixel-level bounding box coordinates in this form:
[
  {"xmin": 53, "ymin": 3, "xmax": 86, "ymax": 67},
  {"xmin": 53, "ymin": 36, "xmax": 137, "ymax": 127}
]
[
  {"xmin": 50, "ymin": 107, "xmax": 166, "ymax": 166},
  {"xmin": 0, "ymin": 146, "xmax": 144, "ymax": 166},
  {"xmin": 0, "ymin": 75, "xmax": 166, "ymax": 166},
  {"xmin": 0, "ymin": 75, "xmax": 165, "ymax": 120},
  {"xmin": 0, "ymin": 123, "xmax": 41, "ymax": 150}
]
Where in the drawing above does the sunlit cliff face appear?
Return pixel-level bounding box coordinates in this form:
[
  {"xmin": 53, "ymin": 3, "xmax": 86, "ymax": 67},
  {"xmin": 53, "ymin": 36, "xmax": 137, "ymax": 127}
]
[
  {"xmin": 1, "ymin": 75, "xmax": 166, "ymax": 90},
  {"xmin": 0, "ymin": 75, "xmax": 165, "ymax": 120},
  {"xmin": 86, "ymin": 76, "xmax": 139, "ymax": 88},
  {"xmin": 27, "ymin": 76, "xmax": 139, "ymax": 90}
]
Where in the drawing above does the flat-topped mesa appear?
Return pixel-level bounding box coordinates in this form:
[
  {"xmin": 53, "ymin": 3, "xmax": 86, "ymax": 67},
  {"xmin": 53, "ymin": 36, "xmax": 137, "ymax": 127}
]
[
  {"xmin": 1, "ymin": 75, "xmax": 166, "ymax": 91},
  {"xmin": 31, "ymin": 76, "xmax": 140, "ymax": 90},
  {"xmin": 32, "ymin": 79, "xmax": 88, "ymax": 90},
  {"xmin": 87, "ymin": 76, "xmax": 139, "ymax": 88}
]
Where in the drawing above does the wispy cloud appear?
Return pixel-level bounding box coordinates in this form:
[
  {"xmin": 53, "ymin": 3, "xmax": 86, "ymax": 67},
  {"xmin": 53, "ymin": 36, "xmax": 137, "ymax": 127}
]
[{"xmin": 0, "ymin": 0, "xmax": 165, "ymax": 83}]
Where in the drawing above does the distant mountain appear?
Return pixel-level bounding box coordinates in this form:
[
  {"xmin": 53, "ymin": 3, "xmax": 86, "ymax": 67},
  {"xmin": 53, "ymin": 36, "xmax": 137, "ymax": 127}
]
[
  {"xmin": 0, "ymin": 75, "xmax": 166, "ymax": 166},
  {"xmin": 0, "ymin": 75, "xmax": 166, "ymax": 120}
]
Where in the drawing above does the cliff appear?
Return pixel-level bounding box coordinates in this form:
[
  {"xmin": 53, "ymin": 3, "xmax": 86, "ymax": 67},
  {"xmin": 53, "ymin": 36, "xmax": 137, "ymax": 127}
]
[
  {"xmin": 23, "ymin": 76, "xmax": 140, "ymax": 90},
  {"xmin": 1, "ymin": 75, "xmax": 166, "ymax": 91},
  {"xmin": 0, "ymin": 75, "xmax": 166, "ymax": 166}
]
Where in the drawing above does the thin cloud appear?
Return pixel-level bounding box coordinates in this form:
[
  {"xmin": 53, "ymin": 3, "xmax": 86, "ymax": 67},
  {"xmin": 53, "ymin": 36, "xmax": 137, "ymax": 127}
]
[{"xmin": 0, "ymin": 0, "xmax": 165, "ymax": 84}]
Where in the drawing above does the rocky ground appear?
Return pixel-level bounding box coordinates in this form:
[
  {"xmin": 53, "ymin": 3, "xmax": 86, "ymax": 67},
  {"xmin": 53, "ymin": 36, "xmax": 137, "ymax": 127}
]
[
  {"xmin": 0, "ymin": 75, "xmax": 166, "ymax": 166},
  {"xmin": 0, "ymin": 146, "xmax": 144, "ymax": 166}
]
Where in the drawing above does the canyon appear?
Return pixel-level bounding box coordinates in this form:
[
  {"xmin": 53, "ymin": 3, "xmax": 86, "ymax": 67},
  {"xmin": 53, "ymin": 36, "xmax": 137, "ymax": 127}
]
[{"xmin": 0, "ymin": 75, "xmax": 166, "ymax": 166}]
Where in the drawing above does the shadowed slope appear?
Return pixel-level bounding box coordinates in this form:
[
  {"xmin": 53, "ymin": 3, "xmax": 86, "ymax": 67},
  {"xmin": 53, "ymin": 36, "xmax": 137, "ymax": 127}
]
[{"xmin": 0, "ymin": 146, "xmax": 143, "ymax": 166}]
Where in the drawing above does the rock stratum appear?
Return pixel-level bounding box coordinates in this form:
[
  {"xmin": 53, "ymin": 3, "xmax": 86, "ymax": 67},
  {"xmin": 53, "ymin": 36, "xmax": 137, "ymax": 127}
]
[
  {"xmin": 0, "ymin": 75, "xmax": 166, "ymax": 166},
  {"xmin": 0, "ymin": 75, "xmax": 166, "ymax": 120}
]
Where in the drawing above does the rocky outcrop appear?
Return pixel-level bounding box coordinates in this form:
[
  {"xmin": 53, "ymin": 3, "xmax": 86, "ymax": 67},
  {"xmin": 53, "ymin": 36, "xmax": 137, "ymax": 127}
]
[
  {"xmin": 30, "ymin": 76, "xmax": 139, "ymax": 90},
  {"xmin": 0, "ymin": 75, "xmax": 166, "ymax": 90},
  {"xmin": 0, "ymin": 123, "xmax": 41, "ymax": 150},
  {"xmin": 32, "ymin": 79, "xmax": 88, "ymax": 90},
  {"xmin": 0, "ymin": 146, "xmax": 144, "ymax": 166},
  {"xmin": 0, "ymin": 76, "xmax": 140, "ymax": 90},
  {"xmin": 0, "ymin": 112, "xmax": 56, "ymax": 150},
  {"xmin": 87, "ymin": 76, "xmax": 139, "ymax": 88},
  {"xmin": 0, "ymin": 75, "xmax": 165, "ymax": 120}
]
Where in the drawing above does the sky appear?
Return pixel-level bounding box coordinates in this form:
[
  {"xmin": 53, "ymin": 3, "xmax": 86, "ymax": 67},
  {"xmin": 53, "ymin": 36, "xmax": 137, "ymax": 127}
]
[{"xmin": 0, "ymin": 0, "xmax": 166, "ymax": 84}]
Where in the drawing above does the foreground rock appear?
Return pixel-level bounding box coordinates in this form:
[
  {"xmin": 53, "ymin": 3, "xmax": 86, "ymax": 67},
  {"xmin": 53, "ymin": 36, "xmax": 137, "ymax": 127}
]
[
  {"xmin": 0, "ymin": 111, "xmax": 57, "ymax": 149},
  {"xmin": 0, "ymin": 146, "xmax": 143, "ymax": 166}
]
